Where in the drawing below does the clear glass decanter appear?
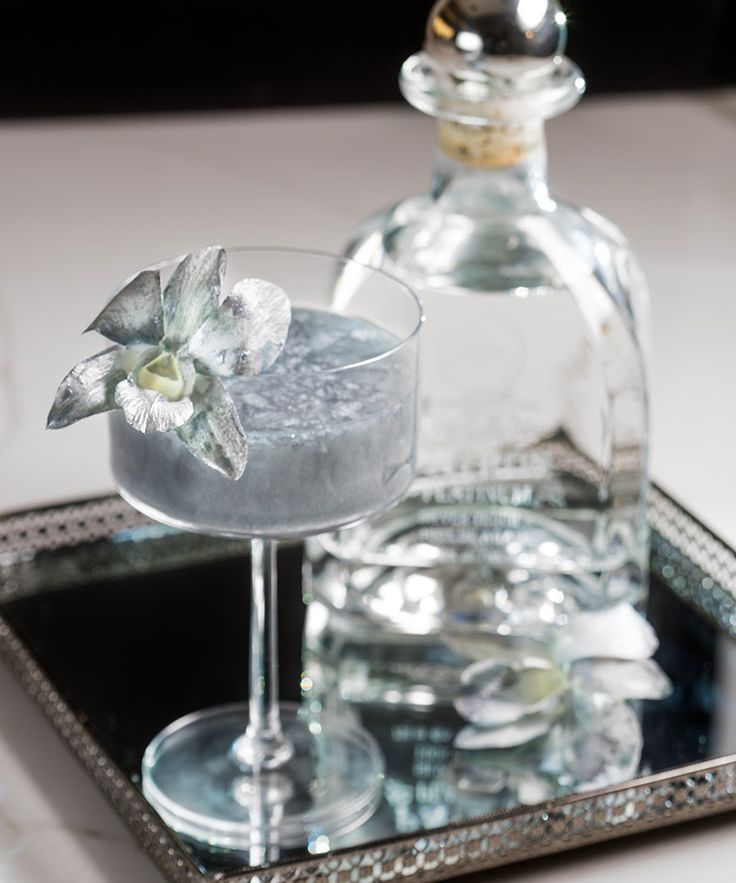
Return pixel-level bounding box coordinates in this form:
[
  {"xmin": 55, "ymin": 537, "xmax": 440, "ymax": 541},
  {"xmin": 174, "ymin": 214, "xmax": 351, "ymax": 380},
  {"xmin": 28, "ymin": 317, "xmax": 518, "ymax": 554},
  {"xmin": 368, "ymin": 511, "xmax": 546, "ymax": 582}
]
[{"xmin": 305, "ymin": 0, "xmax": 650, "ymax": 708}]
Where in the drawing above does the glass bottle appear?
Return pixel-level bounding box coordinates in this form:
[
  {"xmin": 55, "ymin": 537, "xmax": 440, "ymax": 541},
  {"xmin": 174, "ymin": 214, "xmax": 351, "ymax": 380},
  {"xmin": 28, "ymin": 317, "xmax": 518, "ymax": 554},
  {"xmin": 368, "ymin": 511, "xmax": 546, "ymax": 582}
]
[{"xmin": 304, "ymin": 0, "xmax": 650, "ymax": 709}]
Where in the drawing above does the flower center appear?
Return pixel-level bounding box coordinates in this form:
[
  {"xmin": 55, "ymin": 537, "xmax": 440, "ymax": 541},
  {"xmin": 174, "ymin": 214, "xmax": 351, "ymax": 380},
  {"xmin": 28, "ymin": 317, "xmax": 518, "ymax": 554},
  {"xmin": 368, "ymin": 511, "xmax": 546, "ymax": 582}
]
[{"xmin": 136, "ymin": 352, "xmax": 186, "ymax": 401}]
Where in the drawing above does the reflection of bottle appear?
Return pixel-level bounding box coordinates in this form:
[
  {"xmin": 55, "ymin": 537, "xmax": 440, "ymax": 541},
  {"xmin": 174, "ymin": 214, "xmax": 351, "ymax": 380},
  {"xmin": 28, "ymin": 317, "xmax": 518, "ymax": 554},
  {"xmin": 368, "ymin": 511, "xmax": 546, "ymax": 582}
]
[
  {"xmin": 304, "ymin": 621, "xmax": 660, "ymax": 844},
  {"xmin": 307, "ymin": 0, "xmax": 650, "ymax": 706}
]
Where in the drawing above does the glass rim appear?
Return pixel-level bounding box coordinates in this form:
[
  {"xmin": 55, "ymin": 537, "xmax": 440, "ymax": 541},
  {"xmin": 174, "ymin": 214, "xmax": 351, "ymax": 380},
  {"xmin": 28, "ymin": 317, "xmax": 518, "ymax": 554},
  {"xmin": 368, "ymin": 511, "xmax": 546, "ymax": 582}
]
[{"xmin": 112, "ymin": 245, "xmax": 424, "ymax": 375}]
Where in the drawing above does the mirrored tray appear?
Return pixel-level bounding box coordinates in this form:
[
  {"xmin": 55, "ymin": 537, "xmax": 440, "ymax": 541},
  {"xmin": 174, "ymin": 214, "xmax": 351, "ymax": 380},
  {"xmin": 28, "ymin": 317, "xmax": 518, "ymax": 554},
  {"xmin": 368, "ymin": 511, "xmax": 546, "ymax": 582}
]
[{"xmin": 1, "ymin": 486, "xmax": 735, "ymax": 882}]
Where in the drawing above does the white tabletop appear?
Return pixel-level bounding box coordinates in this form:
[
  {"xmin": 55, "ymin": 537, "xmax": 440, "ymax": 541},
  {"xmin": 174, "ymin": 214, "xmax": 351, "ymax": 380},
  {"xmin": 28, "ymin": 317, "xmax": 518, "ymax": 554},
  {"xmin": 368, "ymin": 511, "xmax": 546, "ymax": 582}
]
[{"xmin": 1, "ymin": 92, "xmax": 736, "ymax": 880}]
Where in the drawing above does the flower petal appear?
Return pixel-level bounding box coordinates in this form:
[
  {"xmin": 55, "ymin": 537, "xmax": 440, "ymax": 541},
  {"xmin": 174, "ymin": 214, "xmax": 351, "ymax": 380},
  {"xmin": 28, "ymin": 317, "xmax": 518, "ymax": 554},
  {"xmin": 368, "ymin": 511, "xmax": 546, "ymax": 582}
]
[
  {"xmin": 116, "ymin": 343, "xmax": 163, "ymax": 375},
  {"xmin": 450, "ymin": 761, "xmax": 508, "ymax": 796},
  {"xmin": 183, "ymin": 278, "xmax": 291, "ymax": 377},
  {"xmin": 454, "ymin": 656, "xmax": 566, "ymax": 727},
  {"xmin": 516, "ymin": 772, "xmax": 559, "ymax": 806},
  {"xmin": 86, "ymin": 269, "xmax": 163, "ymax": 345},
  {"xmin": 162, "ymin": 246, "xmax": 226, "ymax": 350},
  {"xmin": 114, "ymin": 379, "xmax": 193, "ymax": 433},
  {"xmin": 553, "ymin": 603, "xmax": 659, "ymax": 665},
  {"xmin": 450, "ymin": 743, "xmax": 558, "ymax": 804},
  {"xmin": 176, "ymin": 377, "xmax": 247, "ymax": 479},
  {"xmin": 454, "ymin": 713, "xmax": 553, "ymax": 750},
  {"xmin": 570, "ymin": 657, "xmax": 673, "ymax": 701},
  {"xmin": 559, "ymin": 697, "xmax": 643, "ymax": 790},
  {"xmin": 47, "ymin": 347, "xmax": 123, "ymax": 429}
]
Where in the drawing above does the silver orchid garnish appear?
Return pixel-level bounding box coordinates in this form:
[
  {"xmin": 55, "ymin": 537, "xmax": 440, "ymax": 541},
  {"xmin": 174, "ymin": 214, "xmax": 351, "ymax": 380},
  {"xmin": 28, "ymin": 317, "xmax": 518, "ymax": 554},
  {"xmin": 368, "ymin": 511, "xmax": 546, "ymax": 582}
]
[{"xmin": 47, "ymin": 246, "xmax": 291, "ymax": 480}]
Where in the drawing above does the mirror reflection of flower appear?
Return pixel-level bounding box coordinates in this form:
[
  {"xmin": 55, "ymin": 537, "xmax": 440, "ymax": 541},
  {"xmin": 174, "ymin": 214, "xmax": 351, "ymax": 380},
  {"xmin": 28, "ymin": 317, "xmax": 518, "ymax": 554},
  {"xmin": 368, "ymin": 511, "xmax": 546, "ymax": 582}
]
[{"xmin": 449, "ymin": 604, "xmax": 672, "ymax": 805}]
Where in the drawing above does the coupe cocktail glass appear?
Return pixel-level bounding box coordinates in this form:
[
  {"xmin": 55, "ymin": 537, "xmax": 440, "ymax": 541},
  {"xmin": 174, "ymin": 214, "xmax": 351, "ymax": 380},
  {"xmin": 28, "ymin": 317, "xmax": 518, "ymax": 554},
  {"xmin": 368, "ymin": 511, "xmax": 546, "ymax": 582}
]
[{"xmin": 110, "ymin": 249, "xmax": 422, "ymax": 852}]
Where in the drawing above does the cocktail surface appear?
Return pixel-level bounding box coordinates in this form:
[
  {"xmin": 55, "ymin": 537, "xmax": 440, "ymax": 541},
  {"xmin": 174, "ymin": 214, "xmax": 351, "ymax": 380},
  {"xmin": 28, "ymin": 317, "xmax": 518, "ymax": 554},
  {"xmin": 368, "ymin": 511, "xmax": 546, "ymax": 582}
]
[{"xmin": 111, "ymin": 309, "xmax": 417, "ymax": 537}]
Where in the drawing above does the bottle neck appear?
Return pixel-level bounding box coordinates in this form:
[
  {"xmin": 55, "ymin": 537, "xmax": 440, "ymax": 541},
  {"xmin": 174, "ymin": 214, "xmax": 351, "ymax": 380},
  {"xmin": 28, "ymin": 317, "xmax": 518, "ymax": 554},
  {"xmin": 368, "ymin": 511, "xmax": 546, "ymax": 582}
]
[{"xmin": 432, "ymin": 119, "xmax": 552, "ymax": 212}]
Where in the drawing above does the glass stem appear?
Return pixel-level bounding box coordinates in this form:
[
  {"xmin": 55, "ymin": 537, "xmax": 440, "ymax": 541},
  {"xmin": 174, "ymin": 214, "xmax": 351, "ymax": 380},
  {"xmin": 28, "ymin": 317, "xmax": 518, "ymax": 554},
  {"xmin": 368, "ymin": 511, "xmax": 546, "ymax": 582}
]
[{"xmin": 232, "ymin": 539, "xmax": 294, "ymax": 771}]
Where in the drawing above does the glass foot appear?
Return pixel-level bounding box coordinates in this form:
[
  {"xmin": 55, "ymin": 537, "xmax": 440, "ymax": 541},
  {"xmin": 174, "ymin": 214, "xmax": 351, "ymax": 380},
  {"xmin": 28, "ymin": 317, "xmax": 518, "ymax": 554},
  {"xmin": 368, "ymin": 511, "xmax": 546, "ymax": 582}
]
[{"xmin": 141, "ymin": 702, "xmax": 384, "ymax": 851}]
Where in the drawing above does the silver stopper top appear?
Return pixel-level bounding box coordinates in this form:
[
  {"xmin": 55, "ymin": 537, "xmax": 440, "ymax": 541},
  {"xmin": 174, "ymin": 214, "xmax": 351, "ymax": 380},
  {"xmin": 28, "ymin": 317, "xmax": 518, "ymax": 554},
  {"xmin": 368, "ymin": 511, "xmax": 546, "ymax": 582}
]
[{"xmin": 401, "ymin": 0, "xmax": 584, "ymax": 125}]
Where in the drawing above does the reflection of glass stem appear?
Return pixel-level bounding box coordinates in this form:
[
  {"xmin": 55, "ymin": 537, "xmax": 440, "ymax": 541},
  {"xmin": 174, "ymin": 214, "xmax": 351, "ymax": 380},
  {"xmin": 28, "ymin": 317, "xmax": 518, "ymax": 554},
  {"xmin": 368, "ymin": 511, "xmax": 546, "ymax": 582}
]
[
  {"xmin": 232, "ymin": 540, "xmax": 294, "ymax": 770},
  {"xmin": 233, "ymin": 771, "xmax": 288, "ymax": 865}
]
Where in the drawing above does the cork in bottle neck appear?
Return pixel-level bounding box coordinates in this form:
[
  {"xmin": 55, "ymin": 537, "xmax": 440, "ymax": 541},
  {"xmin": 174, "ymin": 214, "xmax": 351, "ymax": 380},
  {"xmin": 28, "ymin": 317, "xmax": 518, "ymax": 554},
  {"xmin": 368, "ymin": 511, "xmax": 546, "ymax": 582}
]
[{"xmin": 436, "ymin": 118, "xmax": 545, "ymax": 170}]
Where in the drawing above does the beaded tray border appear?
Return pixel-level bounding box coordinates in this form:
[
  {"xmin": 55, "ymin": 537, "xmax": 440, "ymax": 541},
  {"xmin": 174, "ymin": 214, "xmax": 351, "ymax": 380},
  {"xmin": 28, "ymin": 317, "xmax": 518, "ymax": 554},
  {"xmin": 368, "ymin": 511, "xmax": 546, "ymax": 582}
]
[{"xmin": 0, "ymin": 487, "xmax": 735, "ymax": 882}]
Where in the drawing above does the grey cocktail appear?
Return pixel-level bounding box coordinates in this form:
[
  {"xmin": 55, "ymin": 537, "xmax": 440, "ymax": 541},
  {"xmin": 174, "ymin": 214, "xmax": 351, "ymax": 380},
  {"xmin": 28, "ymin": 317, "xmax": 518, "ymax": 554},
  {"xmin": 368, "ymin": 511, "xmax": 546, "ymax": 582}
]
[
  {"xmin": 112, "ymin": 308, "xmax": 417, "ymax": 537},
  {"xmin": 48, "ymin": 246, "xmax": 422, "ymax": 854}
]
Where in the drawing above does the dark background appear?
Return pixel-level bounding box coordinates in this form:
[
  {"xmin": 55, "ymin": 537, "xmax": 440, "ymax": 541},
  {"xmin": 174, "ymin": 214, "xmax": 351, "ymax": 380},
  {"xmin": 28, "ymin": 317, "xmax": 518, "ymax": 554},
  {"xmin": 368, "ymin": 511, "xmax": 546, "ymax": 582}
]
[{"xmin": 1, "ymin": 0, "xmax": 734, "ymax": 119}]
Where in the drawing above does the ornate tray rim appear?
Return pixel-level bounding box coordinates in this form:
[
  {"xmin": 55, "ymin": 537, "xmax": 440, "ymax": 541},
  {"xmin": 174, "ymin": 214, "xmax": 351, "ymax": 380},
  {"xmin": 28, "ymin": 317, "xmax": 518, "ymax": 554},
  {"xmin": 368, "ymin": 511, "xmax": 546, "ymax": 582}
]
[{"xmin": 1, "ymin": 486, "xmax": 735, "ymax": 883}]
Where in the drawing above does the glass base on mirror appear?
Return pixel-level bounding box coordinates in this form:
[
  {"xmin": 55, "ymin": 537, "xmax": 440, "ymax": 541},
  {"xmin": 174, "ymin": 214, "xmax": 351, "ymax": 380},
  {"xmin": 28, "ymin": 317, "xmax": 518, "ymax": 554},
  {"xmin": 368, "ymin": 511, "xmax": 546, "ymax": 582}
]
[{"xmin": 142, "ymin": 701, "xmax": 384, "ymax": 853}]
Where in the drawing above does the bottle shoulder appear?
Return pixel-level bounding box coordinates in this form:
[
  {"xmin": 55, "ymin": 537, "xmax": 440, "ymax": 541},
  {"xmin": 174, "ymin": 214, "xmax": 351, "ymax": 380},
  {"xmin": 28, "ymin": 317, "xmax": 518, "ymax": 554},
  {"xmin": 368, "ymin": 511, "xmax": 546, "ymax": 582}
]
[
  {"xmin": 550, "ymin": 199, "xmax": 650, "ymax": 337},
  {"xmin": 344, "ymin": 192, "xmax": 648, "ymax": 324}
]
